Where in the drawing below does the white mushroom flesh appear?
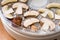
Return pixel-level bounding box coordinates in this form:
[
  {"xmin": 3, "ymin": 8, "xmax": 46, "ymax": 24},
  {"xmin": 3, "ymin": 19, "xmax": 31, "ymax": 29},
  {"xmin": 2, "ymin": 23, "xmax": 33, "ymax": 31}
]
[
  {"xmin": 19, "ymin": 0, "xmax": 27, "ymax": 2},
  {"xmin": 39, "ymin": 8, "xmax": 54, "ymax": 18},
  {"xmin": 24, "ymin": 18, "xmax": 39, "ymax": 27},
  {"xmin": 55, "ymin": 14, "xmax": 60, "ymax": 19},
  {"xmin": 14, "ymin": 7, "xmax": 22, "ymax": 14},
  {"xmin": 46, "ymin": 3, "xmax": 60, "ymax": 9},
  {"xmin": 1, "ymin": 0, "xmax": 17, "ymax": 5},
  {"xmin": 40, "ymin": 18, "xmax": 55, "ymax": 31},
  {"xmin": 24, "ymin": 11, "xmax": 39, "ymax": 17},
  {"xmin": 2, "ymin": 5, "xmax": 14, "ymax": 19},
  {"xmin": 12, "ymin": 3, "xmax": 28, "ymax": 9},
  {"xmin": 12, "ymin": 3, "xmax": 28, "ymax": 14},
  {"xmin": 56, "ymin": 9, "xmax": 60, "ymax": 15}
]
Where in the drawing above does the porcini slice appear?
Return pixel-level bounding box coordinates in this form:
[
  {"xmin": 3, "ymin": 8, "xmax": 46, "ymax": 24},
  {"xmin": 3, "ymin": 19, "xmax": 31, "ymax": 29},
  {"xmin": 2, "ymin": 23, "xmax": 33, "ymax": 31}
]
[
  {"xmin": 2, "ymin": 5, "xmax": 14, "ymax": 19},
  {"xmin": 1, "ymin": 0, "xmax": 17, "ymax": 5},
  {"xmin": 40, "ymin": 18, "xmax": 55, "ymax": 31},
  {"xmin": 24, "ymin": 11, "xmax": 39, "ymax": 17},
  {"xmin": 46, "ymin": 3, "xmax": 60, "ymax": 9},
  {"xmin": 24, "ymin": 18, "xmax": 39, "ymax": 27}
]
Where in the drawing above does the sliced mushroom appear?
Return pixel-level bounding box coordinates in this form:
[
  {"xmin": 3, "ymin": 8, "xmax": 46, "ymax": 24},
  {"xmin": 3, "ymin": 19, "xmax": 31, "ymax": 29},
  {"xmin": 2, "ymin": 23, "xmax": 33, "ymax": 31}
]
[
  {"xmin": 56, "ymin": 9, "xmax": 60, "ymax": 15},
  {"xmin": 1, "ymin": 0, "xmax": 17, "ymax": 5},
  {"xmin": 19, "ymin": 0, "xmax": 27, "ymax": 2},
  {"xmin": 2, "ymin": 5, "xmax": 14, "ymax": 19},
  {"xmin": 55, "ymin": 14, "xmax": 60, "ymax": 19},
  {"xmin": 38, "ymin": 8, "xmax": 54, "ymax": 18},
  {"xmin": 46, "ymin": 3, "xmax": 60, "ymax": 9},
  {"xmin": 12, "ymin": 2, "xmax": 28, "ymax": 14},
  {"xmin": 12, "ymin": 2, "xmax": 28, "ymax": 9},
  {"xmin": 40, "ymin": 18, "xmax": 55, "ymax": 31},
  {"xmin": 4, "ymin": 14, "xmax": 14, "ymax": 19},
  {"xmin": 12, "ymin": 17, "xmax": 22, "ymax": 26},
  {"xmin": 38, "ymin": 8, "xmax": 48, "ymax": 13},
  {"xmin": 24, "ymin": 11, "xmax": 39, "ymax": 17},
  {"xmin": 47, "ymin": 10, "xmax": 54, "ymax": 19},
  {"xmin": 24, "ymin": 18, "xmax": 39, "ymax": 27}
]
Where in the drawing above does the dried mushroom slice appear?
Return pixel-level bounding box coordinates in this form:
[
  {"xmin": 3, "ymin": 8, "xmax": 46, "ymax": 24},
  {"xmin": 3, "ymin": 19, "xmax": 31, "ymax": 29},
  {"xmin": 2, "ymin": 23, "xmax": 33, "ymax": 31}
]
[
  {"xmin": 38, "ymin": 8, "xmax": 54, "ymax": 19},
  {"xmin": 40, "ymin": 18, "xmax": 55, "ymax": 31},
  {"xmin": 1, "ymin": 0, "xmax": 17, "ymax": 5},
  {"xmin": 56, "ymin": 9, "xmax": 60, "ymax": 15},
  {"xmin": 31, "ymin": 25, "xmax": 38, "ymax": 32},
  {"xmin": 24, "ymin": 10, "xmax": 39, "ymax": 17},
  {"xmin": 55, "ymin": 14, "xmax": 60, "ymax": 19},
  {"xmin": 12, "ymin": 2, "xmax": 29, "ymax": 14},
  {"xmin": 19, "ymin": 0, "xmax": 27, "ymax": 2},
  {"xmin": 23, "ymin": 18, "xmax": 39, "ymax": 27},
  {"xmin": 12, "ymin": 17, "xmax": 22, "ymax": 26},
  {"xmin": 2, "ymin": 5, "xmax": 14, "ymax": 19},
  {"xmin": 46, "ymin": 3, "xmax": 60, "ymax": 9}
]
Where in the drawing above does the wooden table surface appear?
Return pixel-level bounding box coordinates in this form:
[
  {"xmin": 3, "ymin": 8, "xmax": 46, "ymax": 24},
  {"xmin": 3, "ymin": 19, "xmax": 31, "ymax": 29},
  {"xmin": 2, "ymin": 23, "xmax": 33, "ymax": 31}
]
[{"xmin": 0, "ymin": 20, "xmax": 15, "ymax": 40}]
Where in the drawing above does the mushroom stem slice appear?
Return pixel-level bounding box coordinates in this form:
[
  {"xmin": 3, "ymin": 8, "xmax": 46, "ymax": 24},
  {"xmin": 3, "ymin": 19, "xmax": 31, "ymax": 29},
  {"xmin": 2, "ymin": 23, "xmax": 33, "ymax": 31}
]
[
  {"xmin": 12, "ymin": 3, "xmax": 28, "ymax": 14},
  {"xmin": 1, "ymin": 0, "xmax": 17, "ymax": 5},
  {"xmin": 24, "ymin": 18, "xmax": 39, "ymax": 27},
  {"xmin": 38, "ymin": 8, "xmax": 54, "ymax": 18},
  {"xmin": 41, "ymin": 11, "xmax": 48, "ymax": 17},
  {"xmin": 14, "ymin": 7, "xmax": 22, "ymax": 14},
  {"xmin": 55, "ymin": 14, "xmax": 60, "ymax": 19},
  {"xmin": 41, "ymin": 23, "xmax": 49, "ymax": 31},
  {"xmin": 40, "ymin": 18, "xmax": 55, "ymax": 31},
  {"xmin": 24, "ymin": 11, "xmax": 39, "ymax": 17},
  {"xmin": 12, "ymin": 3, "xmax": 28, "ymax": 9},
  {"xmin": 46, "ymin": 3, "xmax": 60, "ymax": 9}
]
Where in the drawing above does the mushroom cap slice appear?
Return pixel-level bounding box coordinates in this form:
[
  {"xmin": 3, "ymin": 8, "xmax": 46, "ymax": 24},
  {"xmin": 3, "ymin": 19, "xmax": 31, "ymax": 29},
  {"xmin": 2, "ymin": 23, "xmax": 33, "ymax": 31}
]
[
  {"xmin": 38, "ymin": 8, "xmax": 54, "ymax": 18},
  {"xmin": 24, "ymin": 18, "xmax": 39, "ymax": 27},
  {"xmin": 46, "ymin": 3, "xmax": 60, "ymax": 9},
  {"xmin": 12, "ymin": 2, "xmax": 28, "ymax": 14},
  {"xmin": 24, "ymin": 11, "xmax": 39, "ymax": 17},
  {"xmin": 19, "ymin": 0, "xmax": 27, "ymax": 2},
  {"xmin": 40, "ymin": 18, "xmax": 55, "ymax": 31},
  {"xmin": 47, "ymin": 10, "xmax": 54, "ymax": 19},
  {"xmin": 38, "ymin": 8, "xmax": 48, "ymax": 13},
  {"xmin": 56, "ymin": 9, "xmax": 60, "ymax": 15},
  {"xmin": 2, "ymin": 5, "xmax": 14, "ymax": 19},
  {"xmin": 55, "ymin": 14, "xmax": 60, "ymax": 19},
  {"xmin": 1, "ymin": 0, "xmax": 17, "ymax": 5},
  {"xmin": 4, "ymin": 14, "xmax": 14, "ymax": 19},
  {"xmin": 12, "ymin": 2, "xmax": 28, "ymax": 9}
]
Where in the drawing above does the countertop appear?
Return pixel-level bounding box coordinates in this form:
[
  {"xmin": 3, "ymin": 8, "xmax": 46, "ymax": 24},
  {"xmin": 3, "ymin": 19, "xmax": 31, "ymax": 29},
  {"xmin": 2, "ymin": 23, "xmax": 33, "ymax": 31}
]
[{"xmin": 0, "ymin": 19, "xmax": 15, "ymax": 40}]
